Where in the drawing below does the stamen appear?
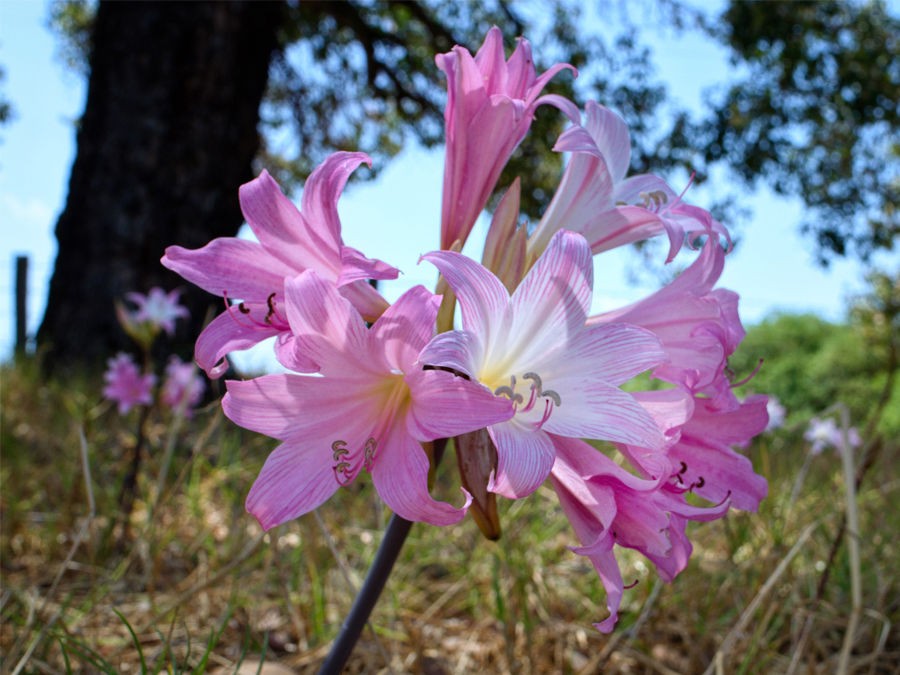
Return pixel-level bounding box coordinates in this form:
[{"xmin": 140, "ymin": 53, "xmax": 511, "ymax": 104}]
[{"xmin": 731, "ymin": 358, "xmax": 764, "ymax": 388}]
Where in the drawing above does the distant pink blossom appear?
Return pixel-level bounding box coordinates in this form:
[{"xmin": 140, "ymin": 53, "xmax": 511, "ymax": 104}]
[
  {"xmin": 766, "ymin": 397, "xmax": 786, "ymax": 431},
  {"xmin": 421, "ymin": 230, "xmax": 667, "ymax": 499},
  {"xmin": 162, "ymin": 153, "xmax": 398, "ymax": 378},
  {"xmin": 103, "ymin": 353, "xmax": 156, "ymax": 415},
  {"xmin": 222, "ymin": 271, "xmax": 512, "ymax": 530},
  {"xmin": 528, "ymin": 102, "xmax": 729, "ymax": 264},
  {"xmin": 125, "ymin": 287, "xmax": 189, "ymax": 336},
  {"xmin": 161, "ymin": 357, "xmax": 205, "ymax": 416},
  {"xmin": 805, "ymin": 416, "xmax": 860, "ymax": 454},
  {"xmin": 436, "ymin": 26, "xmax": 578, "ymax": 250}
]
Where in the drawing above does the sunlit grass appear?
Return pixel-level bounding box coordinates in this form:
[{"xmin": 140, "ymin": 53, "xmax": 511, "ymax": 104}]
[{"xmin": 2, "ymin": 358, "xmax": 898, "ymax": 673}]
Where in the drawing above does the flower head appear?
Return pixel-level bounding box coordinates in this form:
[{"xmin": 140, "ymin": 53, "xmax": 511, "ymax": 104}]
[
  {"xmin": 436, "ymin": 26, "xmax": 578, "ymax": 250},
  {"xmin": 421, "ymin": 230, "xmax": 667, "ymax": 499},
  {"xmin": 162, "ymin": 153, "xmax": 398, "ymax": 378},
  {"xmin": 222, "ymin": 271, "xmax": 512, "ymax": 529},
  {"xmin": 125, "ymin": 287, "xmax": 189, "ymax": 336},
  {"xmin": 529, "ymin": 102, "xmax": 729, "ymax": 264},
  {"xmin": 804, "ymin": 416, "xmax": 860, "ymax": 454},
  {"xmin": 103, "ymin": 352, "xmax": 156, "ymax": 415},
  {"xmin": 161, "ymin": 356, "xmax": 205, "ymax": 416}
]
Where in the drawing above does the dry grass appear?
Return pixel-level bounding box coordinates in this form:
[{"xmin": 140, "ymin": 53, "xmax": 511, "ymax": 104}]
[{"xmin": 2, "ymin": 359, "xmax": 898, "ymax": 674}]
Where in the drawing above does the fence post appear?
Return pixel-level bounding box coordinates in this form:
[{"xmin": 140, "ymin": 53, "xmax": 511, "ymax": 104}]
[{"xmin": 15, "ymin": 255, "xmax": 28, "ymax": 355}]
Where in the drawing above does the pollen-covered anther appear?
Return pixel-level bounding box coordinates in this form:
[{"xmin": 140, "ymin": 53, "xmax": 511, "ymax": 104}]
[
  {"xmin": 223, "ymin": 290, "xmax": 290, "ymax": 331},
  {"xmin": 495, "ymin": 372, "xmax": 561, "ymax": 431},
  {"xmin": 331, "ymin": 438, "xmax": 378, "ymax": 485},
  {"xmin": 639, "ymin": 190, "xmax": 668, "ymax": 210}
]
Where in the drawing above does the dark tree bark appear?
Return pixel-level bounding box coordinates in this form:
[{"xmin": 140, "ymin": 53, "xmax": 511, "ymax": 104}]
[{"xmin": 38, "ymin": 1, "xmax": 283, "ymax": 371}]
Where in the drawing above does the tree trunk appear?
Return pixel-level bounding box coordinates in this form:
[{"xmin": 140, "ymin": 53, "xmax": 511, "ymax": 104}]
[{"xmin": 38, "ymin": 0, "xmax": 283, "ymax": 372}]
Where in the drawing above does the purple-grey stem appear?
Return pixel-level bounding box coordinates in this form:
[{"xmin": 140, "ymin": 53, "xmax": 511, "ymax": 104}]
[{"xmin": 317, "ymin": 439, "xmax": 447, "ymax": 673}]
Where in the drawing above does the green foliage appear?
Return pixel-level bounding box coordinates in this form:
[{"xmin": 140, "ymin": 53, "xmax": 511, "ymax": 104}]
[
  {"xmin": 731, "ymin": 288, "xmax": 899, "ymax": 438},
  {"xmin": 697, "ymin": 0, "xmax": 899, "ymax": 263}
]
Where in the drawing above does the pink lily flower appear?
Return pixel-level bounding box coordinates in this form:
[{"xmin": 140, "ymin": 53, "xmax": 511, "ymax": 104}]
[
  {"xmin": 125, "ymin": 287, "xmax": 189, "ymax": 336},
  {"xmin": 162, "ymin": 152, "xmax": 398, "ymax": 378},
  {"xmin": 161, "ymin": 356, "xmax": 205, "ymax": 417},
  {"xmin": 551, "ymin": 435, "xmax": 729, "ymax": 632},
  {"xmin": 590, "ymin": 235, "xmax": 745, "ymax": 411},
  {"xmin": 617, "ymin": 394, "xmax": 769, "ymax": 513},
  {"xmin": 528, "ymin": 101, "xmax": 728, "ymax": 264},
  {"xmin": 420, "ymin": 230, "xmax": 667, "ymax": 499},
  {"xmin": 222, "ymin": 270, "xmax": 513, "ymax": 530},
  {"xmin": 436, "ymin": 26, "xmax": 578, "ymax": 250},
  {"xmin": 103, "ymin": 352, "xmax": 156, "ymax": 415}
]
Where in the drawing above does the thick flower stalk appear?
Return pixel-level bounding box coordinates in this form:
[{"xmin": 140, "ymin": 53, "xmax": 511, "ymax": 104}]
[
  {"xmin": 437, "ymin": 26, "xmax": 578, "ymax": 250},
  {"xmin": 162, "ymin": 152, "xmax": 398, "ymax": 377},
  {"xmin": 222, "ymin": 270, "xmax": 512, "ymax": 529}
]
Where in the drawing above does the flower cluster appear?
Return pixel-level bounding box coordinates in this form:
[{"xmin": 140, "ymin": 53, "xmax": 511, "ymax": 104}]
[
  {"xmin": 103, "ymin": 288, "xmax": 204, "ymax": 417},
  {"xmin": 804, "ymin": 416, "xmax": 860, "ymax": 454},
  {"xmin": 162, "ymin": 27, "xmax": 768, "ymax": 631}
]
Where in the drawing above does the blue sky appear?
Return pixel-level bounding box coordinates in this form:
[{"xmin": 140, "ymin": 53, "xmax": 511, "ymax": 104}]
[{"xmin": 0, "ymin": 1, "xmax": 890, "ymax": 363}]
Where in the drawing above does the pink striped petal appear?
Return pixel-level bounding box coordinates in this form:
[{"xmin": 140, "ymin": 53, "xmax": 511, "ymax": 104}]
[
  {"xmin": 239, "ymin": 169, "xmax": 340, "ymax": 275},
  {"xmin": 370, "ymin": 427, "xmax": 471, "ymax": 525},
  {"xmin": 488, "ymin": 422, "xmax": 556, "ymax": 498},
  {"xmin": 162, "ymin": 239, "xmax": 293, "ymax": 300},
  {"xmin": 421, "ymin": 250, "xmax": 510, "ymax": 339},
  {"xmin": 371, "ymin": 286, "xmax": 440, "ymax": 370},
  {"xmin": 245, "ymin": 438, "xmax": 341, "ymax": 530},
  {"xmin": 549, "ymin": 323, "xmax": 664, "ymax": 386},
  {"xmin": 283, "ymin": 271, "xmax": 374, "ymax": 375},
  {"xmin": 405, "ymin": 368, "xmax": 513, "ymax": 440},
  {"xmin": 194, "ymin": 307, "xmax": 282, "ymax": 378}
]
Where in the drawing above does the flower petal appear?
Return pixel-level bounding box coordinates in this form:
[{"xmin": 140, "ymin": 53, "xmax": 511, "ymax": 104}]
[
  {"xmin": 421, "ymin": 249, "xmax": 510, "ymax": 340},
  {"xmin": 223, "ymin": 374, "xmax": 374, "ymax": 441},
  {"xmin": 487, "ymin": 422, "xmax": 556, "ymax": 498},
  {"xmin": 194, "ymin": 307, "xmax": 283, "ymax": 379},
  {"xmin": 162, "ymin": 239, "xmax": 293, "ymax": 300},
  {"xmin": 245, "ymin": 438, "xmax": 341, "ymax": 530},
  {"xmin": 544, "ymin": 381, "xmax": 664, "ymax": 450},
  {"xmin": 506, "ymin": 231, "xmax": 593, "ymax": 369},
  {"xmin": 239, "ymin": 169, "xmax": 340, "ymax": 275},
  {"xmin": 370, "ymin": 427, "xmax": 471, "ymax": 525},
  {"xmin": 549, "ymin": 323, "xmax": 664, "ymax": 387},
  {"xmin": 405, "ymin": 368, "xmax": 513, "ymax": 440},
  {"xmin": 370, "ymin": 286, "xmax": 440, "ymax": 370},
  {"xmin": 283, "ymin": 270, "xmax": 375, "ymax": 375}
]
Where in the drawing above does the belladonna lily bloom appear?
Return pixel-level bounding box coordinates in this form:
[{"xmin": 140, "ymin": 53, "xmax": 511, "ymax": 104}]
[
  {"xmin": 550, "ymin": 436, "xmax": 731, "ymax": 632},
  {"xmin": 125, "ymin": 287, "xmax": 189, "ymax": 336},
  {"xmin": 162, "ymin": 152, "xmax": 398, "ymax": 378},
  {"xmin": 103, "ymin": 353, "xmax": 156, "ymax": 415},
  {"xmin": 436, "ymin": 26, "xmax": 578, "ymax": 250},
  {"xmin": 589, "ymin": 235, "xmax": 745, "ymax": 411},
  {"xmin": 420, "ymin": 230, "xmax": 668, "ymax": 500},
  {"xmin": 527, "ymin": 101, "xmax": 729, "ymax": 265},
  {"xmin": 222, "ymin": 271, "xmax": 513, "ymax": 529}
]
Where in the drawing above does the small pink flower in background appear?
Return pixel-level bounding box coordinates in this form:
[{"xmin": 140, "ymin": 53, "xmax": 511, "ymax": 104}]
[
  {"xmin": 103, "ymin": 353, "xmax": 156, "ymax": 415},
  {"xmin": 161, "ymin": 357, "xmax": 205, "ymax": 416},
  {"xmin": 421, "ymin": 230, "xmax": 667, "ymax": 499},
  {"xmin": 223, "ymin": 271, "xmax": 512, "ymax": 530},
  {"xmin": 528, "ymin": 102, "xmax": 729, "ymax": 264},
  {"xmin": 436, "ymin": 26, "xmax": 578, "ymax": 250},
  {"xmin": 805, "ymin": 416, "xmax": 860, "ymax": 454},
  {"xmin": 162, "ymin": 152, "xmax": 398, "ymax": 378},
  {"xmin": 766, "ymin": 397, "xmax": 786, "ymax": 431},
  {"xmin": 126, "ymin": 287, "xmax": 189, "ymax": 336}
]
